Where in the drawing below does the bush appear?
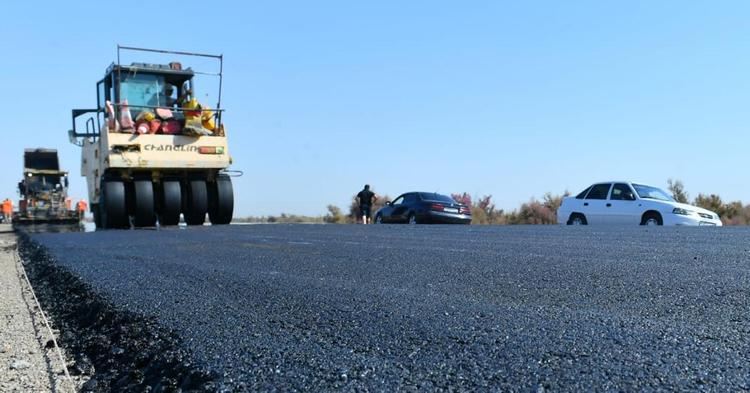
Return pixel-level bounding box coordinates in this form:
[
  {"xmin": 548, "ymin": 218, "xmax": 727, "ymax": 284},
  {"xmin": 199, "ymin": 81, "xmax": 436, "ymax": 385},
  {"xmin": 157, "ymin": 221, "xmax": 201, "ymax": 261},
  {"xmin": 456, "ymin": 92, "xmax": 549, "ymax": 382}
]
[
  {"xmin": 233, "ymin": 214, "xmax": 325, "ymax": 223},
  {"xmin": 669, "ymin": 179, "xmax": 749, "ymax": 225},
  {"xmin": 693, "ymin": 195, "xmax": 748, "ymax": 225},
  {"xmin": 693, "ymin": 193, "xmax": 737, "ymax": 221},
  {"xmin": 451, "ymin": 192, "xmax": 567, "ymax": 225},
  {"xmin": 668, "ymin": 179, "xmax": 689, "ymax": 203},
  {"xmin": 450, "ymin": 193, "xmax": 506, "ymax": 225},
  {"xmin": 542, "ymin": 191, "xmax": 569, "ymax": 214},
  {"xmin": 508, "ymin": 199, "xmax": 557, "ymax": 224},
  {"xmin": 324, "ymin": 205, "xmax": 347, "ymax": 224}
]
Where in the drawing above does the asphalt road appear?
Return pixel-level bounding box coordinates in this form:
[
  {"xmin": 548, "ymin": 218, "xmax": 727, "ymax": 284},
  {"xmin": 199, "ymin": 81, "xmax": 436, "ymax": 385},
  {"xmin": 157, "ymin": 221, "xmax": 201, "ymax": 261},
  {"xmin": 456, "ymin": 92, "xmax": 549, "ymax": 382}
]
[{"xmin": 26, "ymin": 225, "xmax": 750, "ymax": 391}]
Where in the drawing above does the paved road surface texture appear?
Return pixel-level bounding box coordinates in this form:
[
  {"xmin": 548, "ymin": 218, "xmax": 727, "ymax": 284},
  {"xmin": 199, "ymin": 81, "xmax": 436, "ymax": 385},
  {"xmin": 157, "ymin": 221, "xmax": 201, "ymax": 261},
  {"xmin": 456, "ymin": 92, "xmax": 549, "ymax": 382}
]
[{"xmin": 21, "ymin": 225, "xmax": 750, "ymax": 391}]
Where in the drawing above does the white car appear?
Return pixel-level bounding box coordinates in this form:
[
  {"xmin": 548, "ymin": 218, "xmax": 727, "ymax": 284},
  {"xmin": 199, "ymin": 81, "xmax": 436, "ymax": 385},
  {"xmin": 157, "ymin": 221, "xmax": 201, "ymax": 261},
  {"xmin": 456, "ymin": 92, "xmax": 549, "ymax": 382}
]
[{"xmin": 557, "ymin": 181, "xmax": 723, "ymax": 226}]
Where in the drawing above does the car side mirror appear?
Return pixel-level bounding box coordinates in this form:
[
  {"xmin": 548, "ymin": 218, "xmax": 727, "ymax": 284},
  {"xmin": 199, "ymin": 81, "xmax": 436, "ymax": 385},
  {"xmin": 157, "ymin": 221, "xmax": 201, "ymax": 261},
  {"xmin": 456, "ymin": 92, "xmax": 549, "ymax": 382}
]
[
  {"xmin": 625, "ymin": 193, "xmax": 635, "ymax": 201},
  {"xmin": 386, "ymin": 201, "xmax": 392, "ymax": 206}
]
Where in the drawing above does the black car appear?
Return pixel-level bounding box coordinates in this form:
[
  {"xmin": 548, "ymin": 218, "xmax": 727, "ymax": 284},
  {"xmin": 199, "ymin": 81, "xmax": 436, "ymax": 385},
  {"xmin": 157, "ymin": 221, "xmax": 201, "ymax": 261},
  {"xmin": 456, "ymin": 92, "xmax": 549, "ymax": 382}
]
[{"xmin": 375, "ymin": 192, "xmax": 471, "ymax": 224}]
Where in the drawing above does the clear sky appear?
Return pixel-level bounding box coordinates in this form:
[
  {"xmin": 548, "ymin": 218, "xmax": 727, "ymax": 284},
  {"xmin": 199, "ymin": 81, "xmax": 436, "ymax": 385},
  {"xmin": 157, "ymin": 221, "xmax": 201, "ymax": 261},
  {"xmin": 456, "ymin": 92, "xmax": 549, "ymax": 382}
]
[{"xmin": 1, "ymin": 1, "xmax": 747, "ymax": 216}]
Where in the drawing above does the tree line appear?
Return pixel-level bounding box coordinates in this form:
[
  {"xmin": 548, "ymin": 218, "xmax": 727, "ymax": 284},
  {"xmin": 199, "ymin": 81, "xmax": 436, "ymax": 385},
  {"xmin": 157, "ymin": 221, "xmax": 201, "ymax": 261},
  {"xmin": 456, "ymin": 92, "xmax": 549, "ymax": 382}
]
[{"xmin": 667, "ymin": 179, "xmax": 750, "ymax": 225}]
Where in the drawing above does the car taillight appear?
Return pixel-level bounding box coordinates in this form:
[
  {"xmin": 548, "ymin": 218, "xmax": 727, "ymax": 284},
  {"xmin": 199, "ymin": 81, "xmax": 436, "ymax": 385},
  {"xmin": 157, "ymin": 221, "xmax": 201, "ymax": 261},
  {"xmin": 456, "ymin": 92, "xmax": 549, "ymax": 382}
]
[
  {"xmin": 459, "ymin": 207, "xmax": 471, "ymax": 214},
  {"xmin": 430, "ymin": 203, "xmax": 444, "ymax": 211}
]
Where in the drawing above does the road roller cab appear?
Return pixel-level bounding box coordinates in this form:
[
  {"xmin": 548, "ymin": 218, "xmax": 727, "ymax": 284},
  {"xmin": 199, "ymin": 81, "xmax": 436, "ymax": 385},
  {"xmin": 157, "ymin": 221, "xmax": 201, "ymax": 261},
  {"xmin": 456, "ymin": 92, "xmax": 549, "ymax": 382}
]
[{"xmin": 68, "ymin": 46, "xmax": 235, "ymax": 229}]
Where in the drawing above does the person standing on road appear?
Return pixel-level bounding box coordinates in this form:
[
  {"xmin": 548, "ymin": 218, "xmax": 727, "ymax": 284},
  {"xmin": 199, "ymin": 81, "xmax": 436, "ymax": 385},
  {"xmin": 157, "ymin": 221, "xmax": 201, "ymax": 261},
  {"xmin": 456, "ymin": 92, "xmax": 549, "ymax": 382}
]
[
  {"xmin": 2, "ymin": 199, "xmax": 12, "ymax": 222},
  {"xmin": 356, "ymin": 185, "xmax": 377, "ymax": 224},
  {"xmin": 76, "ymin": 200, "xmax": 88, "ymax": 221}
]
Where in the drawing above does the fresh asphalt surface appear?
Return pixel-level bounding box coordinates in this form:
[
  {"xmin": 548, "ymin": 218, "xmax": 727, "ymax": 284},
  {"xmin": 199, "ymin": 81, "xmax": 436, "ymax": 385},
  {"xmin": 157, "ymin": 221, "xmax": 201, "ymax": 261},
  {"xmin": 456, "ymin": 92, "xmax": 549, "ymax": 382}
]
[{"xmin": 29, "ymin": 225, "xmax": 750, "ymax": 391}]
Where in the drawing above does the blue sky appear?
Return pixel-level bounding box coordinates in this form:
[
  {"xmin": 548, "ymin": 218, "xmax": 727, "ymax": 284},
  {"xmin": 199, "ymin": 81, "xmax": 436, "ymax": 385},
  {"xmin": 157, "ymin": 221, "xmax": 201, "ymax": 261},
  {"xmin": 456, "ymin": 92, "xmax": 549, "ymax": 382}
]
[{"xmin": 1, "ymin": 1, "xmax": 748, "ymax": 216}]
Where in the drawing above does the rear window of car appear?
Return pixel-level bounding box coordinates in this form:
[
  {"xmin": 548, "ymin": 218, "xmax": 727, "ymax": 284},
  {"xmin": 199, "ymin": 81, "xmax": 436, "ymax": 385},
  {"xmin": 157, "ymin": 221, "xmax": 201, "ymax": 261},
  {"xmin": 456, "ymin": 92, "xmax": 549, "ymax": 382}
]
[
  {"xmin": 403, "ymin": 193, "xmax": 419, "ymax": 204},
  {"xmin": 575, "ymin": 186, "xmax": 592, "ymax": 199},
  {"xmin": 419, "ymin": 193, "xmax": 456, "ymax": 203},
  {"xmin": 585, "ymin": 184, "xmax": 611, "ymax": 200}
]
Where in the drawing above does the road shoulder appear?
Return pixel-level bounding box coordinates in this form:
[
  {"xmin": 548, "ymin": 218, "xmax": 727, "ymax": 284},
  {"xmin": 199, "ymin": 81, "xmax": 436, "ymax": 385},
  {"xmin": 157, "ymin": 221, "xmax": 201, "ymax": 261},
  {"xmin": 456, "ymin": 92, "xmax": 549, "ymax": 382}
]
[{"xmin": 0, "ymin": 224, "xmax": 73, "ymax": 392}]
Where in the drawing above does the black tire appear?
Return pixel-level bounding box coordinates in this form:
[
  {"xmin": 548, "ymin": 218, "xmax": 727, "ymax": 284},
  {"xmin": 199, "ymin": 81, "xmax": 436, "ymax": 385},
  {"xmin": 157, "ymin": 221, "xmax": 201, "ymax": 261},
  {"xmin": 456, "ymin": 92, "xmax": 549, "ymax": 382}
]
[
  {"xmin": 375, "ymin": 214, "xmax": 383, "ymax": 224},
  {"xmin": 567, "ymin": 213, "xmax": 587, "ymax": 225},
  {"xmin": 133, "ymin": 180, "xmax": 156, "ymax": 227},
  {"xmin": 641, "ymin": 212, "xmax": 663, "ymax": 226},
  {"xmin": 102, "ymin": 180, "xmax": 128, "ymax": 229},
  {"xmin": 158, "ymin": 180, "xmax": 182, "ymax": 226},
  {"xmin": 208, "ymin": 175, "xmax": 234, "ymax": 225},
  {"xmin": 408, "ymin": 213, "xmax": 418, "ymax": 225},
  {"xmin": 184, "ymin": 180, "xmax": 208, "ymax": 225}
]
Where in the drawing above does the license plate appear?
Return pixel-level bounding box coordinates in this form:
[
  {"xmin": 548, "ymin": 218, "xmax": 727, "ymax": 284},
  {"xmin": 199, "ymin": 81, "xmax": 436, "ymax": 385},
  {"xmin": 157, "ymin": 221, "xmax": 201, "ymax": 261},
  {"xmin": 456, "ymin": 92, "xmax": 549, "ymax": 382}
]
[{"xmin": 443, "ymin": 207, "xmax": 458, "ymax": 213}]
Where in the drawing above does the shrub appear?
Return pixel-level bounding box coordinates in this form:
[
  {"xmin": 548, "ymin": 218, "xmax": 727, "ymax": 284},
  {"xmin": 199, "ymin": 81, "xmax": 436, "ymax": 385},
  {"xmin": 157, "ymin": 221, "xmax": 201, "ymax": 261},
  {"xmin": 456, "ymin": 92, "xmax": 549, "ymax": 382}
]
[
  {"xmin": 451, "ymin": 192, "xmax": 567, "ymax": 225},
  {"xmin": 672, "ymin": 180, "xmax": 748, "ymax": 225},
  {"xmin": 324, "ymin": 205, "xmax": 347, "ymax": 224},
  {"xmin": 465, "ymin": 194, "xmax": 505, "ymax": 225},
  {"xmin": 667, "ymin": 179, "xmax": 689, "ymax": 203}
]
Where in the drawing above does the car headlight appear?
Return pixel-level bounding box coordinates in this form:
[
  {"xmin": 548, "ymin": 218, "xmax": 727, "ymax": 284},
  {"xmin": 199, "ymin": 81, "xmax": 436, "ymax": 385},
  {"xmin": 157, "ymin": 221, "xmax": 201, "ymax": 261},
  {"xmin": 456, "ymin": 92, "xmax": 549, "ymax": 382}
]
[{"xmin": 672, "ymin": 208, "xmax": 693, "ymax": 216}]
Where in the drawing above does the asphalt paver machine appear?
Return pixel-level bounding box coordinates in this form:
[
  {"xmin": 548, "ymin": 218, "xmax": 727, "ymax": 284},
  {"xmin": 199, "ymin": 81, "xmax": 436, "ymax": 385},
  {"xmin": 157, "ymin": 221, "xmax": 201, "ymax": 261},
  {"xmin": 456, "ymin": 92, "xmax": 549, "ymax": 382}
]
[
  {"xmin": 13, "ymin": 148, "xmax": 80, "ymax": 226},
  {"xmin": 69, "ymin": 46, "xmax": 235, "ymax": 229}
]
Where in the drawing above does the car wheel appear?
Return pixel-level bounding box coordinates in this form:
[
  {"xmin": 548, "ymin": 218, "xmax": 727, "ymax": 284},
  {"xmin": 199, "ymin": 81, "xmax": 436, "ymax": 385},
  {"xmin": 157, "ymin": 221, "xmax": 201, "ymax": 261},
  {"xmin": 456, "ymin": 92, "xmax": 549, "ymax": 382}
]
[
  {"xmin": 375, "ymin": 214, "xmax": 383, "ymax": 224},
  {"xmin": 408, "ymin": 213, "xmax": 417, "ymax": 225},
  {"xmin": 567, "ymin": 213, "xmax": 587, "ymax": 225},
  {"xmin": 641, "ymin": 212, "xmax": 663, "ymax": 226}
]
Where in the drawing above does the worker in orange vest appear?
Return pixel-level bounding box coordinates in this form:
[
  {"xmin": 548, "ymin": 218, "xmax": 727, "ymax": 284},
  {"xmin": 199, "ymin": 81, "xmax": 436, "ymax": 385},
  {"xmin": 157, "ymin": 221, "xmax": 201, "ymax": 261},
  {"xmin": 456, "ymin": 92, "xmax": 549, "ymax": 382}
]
[
  {"xmin": 76, "ymin": 200, "xmax": 88, "ymax": 220},
  {"xmin": 2, "ymin": 199, "xmax": 12, "ymax": 222}
]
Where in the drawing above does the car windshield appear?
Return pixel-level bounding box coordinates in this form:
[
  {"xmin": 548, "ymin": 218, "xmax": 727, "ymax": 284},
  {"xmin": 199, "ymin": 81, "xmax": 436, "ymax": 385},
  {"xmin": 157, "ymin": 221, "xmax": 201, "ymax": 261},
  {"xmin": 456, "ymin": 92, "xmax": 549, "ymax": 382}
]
[
  {"xmin": 27, "ymin": 175, "xmax": 61, "ymax": 191},
  {"xmin": 419, "ymin": 193, "xmax": 456, "ymax": 204},
  {"xmin": 632, "ymin": 184, "xmax": 674, "ymax": 201}
]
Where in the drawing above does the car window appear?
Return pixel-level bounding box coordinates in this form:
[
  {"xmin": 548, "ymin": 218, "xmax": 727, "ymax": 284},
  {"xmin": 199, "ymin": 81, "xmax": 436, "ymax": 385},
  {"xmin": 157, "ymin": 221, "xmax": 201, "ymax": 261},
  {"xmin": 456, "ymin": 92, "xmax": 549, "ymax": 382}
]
[
  {"xmin": 575, "ymin": 186, "xmax": 592, "ymax": 199},
  {"xmin": 419, "ymin": 193, "xmax": 455, "ymax": 203},
  {"xmin": 391, "ymin": 196, "xmax": 404, "ymax": 205},
  {"xmin": 585, "ymin": 183, "xmax": 612, "ymax": 200},
  {"xmin": 610, "ymin": 183, "xmax": 636, "ymax": 201},
  {"xmin": 403, "ymin": 193, "xmax": 418, "ymax": 204}
]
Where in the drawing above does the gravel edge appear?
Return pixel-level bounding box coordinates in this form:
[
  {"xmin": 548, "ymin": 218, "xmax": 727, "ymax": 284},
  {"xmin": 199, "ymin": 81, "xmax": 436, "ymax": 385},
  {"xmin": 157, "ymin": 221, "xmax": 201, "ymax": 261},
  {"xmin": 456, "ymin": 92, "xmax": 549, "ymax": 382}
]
[{"xmin": 1, "ymin": 227, "xmax": 76, "ymax": 392}]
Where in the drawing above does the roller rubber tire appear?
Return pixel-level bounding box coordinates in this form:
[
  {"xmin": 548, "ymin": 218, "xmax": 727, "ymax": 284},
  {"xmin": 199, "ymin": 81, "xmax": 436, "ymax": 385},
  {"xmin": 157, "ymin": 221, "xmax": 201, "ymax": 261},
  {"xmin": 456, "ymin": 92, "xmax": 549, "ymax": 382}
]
[
  {"xmin": 184, "ymin": 180, "xmax": 208, "ymax": 226},
  {"xmin": 133, "ymin": 180, "xmax": 157, "ymax": 227},
  {"xmin": 93, "ymin": 204, "xmax": 102, "ymax": 229},
  {"xmin": 209, "ymin": 175, "xmax": 234, "ymax": 225},
  {"xmin": 102, "ymin": 180, "xmax": 128, "ymax": 229},
  {"xmin": 159, "ymin": 181, "xmax": 182, "ymax": 226}
]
